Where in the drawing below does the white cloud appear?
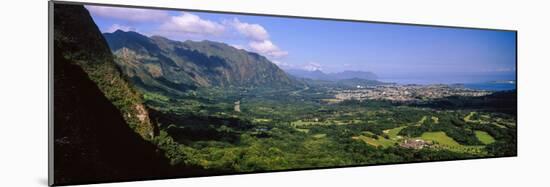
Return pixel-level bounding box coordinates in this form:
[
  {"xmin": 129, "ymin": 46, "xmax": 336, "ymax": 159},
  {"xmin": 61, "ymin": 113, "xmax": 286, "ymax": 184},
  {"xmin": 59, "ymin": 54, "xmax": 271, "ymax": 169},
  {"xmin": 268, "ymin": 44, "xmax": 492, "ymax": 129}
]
[
  {"xmin": 224, "ymin": 19, "xmax": 287, "ymax": 58},
  {"xmin": 302, "ymin": 62, "xmax": 323, "ymax": 71},
  {"xmin": 249, "ymin": 40, "xmax": 288, "ymax": 58},
  {"xmin": 228, "ymin": 18, "xmax": 269, "ymax": 41},
  {"xmin": 106, "ymin": 24, "xmax": 136, "ymax": 33},
  {"xmin": 85, "ymin": 5, "xmax": 169, "ymax": 22},
  {"xmin": 159, "ymin": 13, "xmax": 225, "ymax": 36},
  {"xmin": 87, "ymin": 5, "xmax": 289, "ymax": 59}
]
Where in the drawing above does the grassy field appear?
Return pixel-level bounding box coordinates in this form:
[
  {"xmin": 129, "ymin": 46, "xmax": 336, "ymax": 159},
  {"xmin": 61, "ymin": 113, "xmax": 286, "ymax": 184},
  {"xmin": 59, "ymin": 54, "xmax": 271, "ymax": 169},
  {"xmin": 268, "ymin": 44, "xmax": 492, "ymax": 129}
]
[
  {"xmin": 294, "ymin": 128, "xmax": 310, "ymax": 133},
  {"xmin": 354, "ymin": 126, "xmax": 409, "ymax": 148},
  {"xmin": 353, "ymin": 135, "xmax": 395, "ymax": 148},
  {"xmin": 491, "ymin": 122, "xmax": 507, "ymax": 129},
  {"xmin": 464, "ymin": 112, "xmax": 477, "ymax": 122},
  {"xmin": 465, "ymin": 112, "xmax": 509, "ymax": 129},
  {"xmin": 312, "ymin": 133, "xmax": 327, "ymax": 138},
  {"xmin": 291, "ymin": 120, "xmax": 328, "ymax": 126},
  {"xmin": 253, "ymin": 118, "xmax": 272, "ymax": 123},
  {"xmin": 475, "ymin": 130, "xmax": 496, "ymax": 144},
  {"xmin": 136, "ymin": 82, "xmax": 516, "ymax": 173},
  {"xmin": 415, "ymin": 116, "xmax": 428, "ymax": 126},
  {"xmin": 420, "ymin": 131, "xmax": 485, "ymax": 154},
  {"xmin": 291, "ymin": 119, "xmax": 360, "ymax": 127},
  {"xmin": 385, "ymin": 126, "xmax": 406, "ymax": 140},
  {"xmin": 421, "ymin": 132, "xmax": 461, "ymax": 147}
]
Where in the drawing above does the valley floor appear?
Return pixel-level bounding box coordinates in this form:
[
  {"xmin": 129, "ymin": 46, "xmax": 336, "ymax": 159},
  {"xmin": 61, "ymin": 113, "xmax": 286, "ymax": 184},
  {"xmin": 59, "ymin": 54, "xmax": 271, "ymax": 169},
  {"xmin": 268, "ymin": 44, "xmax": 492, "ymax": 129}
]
[{"xmin": 144, "ymin": 86, "xmax": 517, "ymax": 172}]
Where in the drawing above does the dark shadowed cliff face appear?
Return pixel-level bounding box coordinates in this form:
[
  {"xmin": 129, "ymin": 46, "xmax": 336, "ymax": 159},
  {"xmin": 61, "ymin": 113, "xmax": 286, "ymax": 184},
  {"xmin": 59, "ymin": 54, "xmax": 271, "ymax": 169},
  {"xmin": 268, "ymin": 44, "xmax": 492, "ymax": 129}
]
[
  {"xmin": 53, "ymin": 4, "xmax": 154, "ymax": 139},
  {"xmin": 53, "ymin": 4, "xmax": 212, "ymax": 185},
  {"xmin": 103, "ymin": 31, "xmax": 295, "ymax": 95},
  {"xmin": 53, "ymin": 45, "xmax": 173, "ymax": 185}
]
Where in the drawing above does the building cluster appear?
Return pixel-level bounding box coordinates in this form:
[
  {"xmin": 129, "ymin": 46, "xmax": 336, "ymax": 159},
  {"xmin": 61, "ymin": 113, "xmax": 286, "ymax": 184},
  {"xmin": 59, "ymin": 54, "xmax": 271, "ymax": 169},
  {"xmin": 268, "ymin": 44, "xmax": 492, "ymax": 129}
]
[
  {"xmin": 399, "ymin": 138, "xmax": 431, "ymax": 149},
  {"xmin": 332, "ymin": 84, "xmax": 492, "ymax": 103}
]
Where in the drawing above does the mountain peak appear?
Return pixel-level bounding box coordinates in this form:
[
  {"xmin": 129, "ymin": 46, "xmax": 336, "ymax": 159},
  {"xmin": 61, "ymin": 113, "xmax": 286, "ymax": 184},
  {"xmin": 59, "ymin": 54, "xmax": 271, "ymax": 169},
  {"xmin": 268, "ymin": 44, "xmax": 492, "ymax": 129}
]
[
  {"xmin": 103, "ymin": 32, "xmax": 296, "ymax": 93},
  {"xmin": 112, "ymin": 29, "xmax": 125, "ymax": 33},
  {"xmin": 332, "ymin": 70, "xmax": 378, "ymax": 80},
  {"xmin": 111, "ymin": 29, "xmax": 142, "ymax": 36}
]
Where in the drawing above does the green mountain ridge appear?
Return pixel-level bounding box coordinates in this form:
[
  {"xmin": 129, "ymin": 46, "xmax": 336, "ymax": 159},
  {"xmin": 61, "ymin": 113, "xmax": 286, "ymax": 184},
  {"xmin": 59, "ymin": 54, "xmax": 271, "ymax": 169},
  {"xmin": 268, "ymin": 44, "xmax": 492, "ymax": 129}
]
[{"xmin": 103, "ymin": 30, "xmax": 296, "ymax": 95}]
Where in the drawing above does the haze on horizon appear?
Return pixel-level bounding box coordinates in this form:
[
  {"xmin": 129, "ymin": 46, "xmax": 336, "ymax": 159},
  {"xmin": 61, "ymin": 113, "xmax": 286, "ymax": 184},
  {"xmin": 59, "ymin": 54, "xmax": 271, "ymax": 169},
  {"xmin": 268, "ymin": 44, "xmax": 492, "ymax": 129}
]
[{"xmin": 85, "ymin": 5, "xmax": 516, "ymax": 84}]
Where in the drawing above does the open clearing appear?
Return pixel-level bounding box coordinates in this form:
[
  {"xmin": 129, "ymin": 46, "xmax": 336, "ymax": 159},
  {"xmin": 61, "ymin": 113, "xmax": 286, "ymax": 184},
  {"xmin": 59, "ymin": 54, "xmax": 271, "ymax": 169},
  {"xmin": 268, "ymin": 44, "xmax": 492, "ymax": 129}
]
[
  {"xmin": 312, "ymin": 133, "xmax": 327, "ymax": 139},
  {"xmin": 464, "ymin": 112, "xmax": 511, "ymax": 129},
  {"xmin": 354, "ymin": 126, "xmax": 406, "ymax": 148},
  {"xmin": 415, "ymin": 116, "xmax": 428, "ymax": 126},
  {"xmin": 421, "ymin": 132, "xmax": 461, "ymax": 147},
  {"xmin": 353, "ymin": 135, "xmax": 395, "ymax": 148},
  {"xmin": 291, "ymin": 119, "xmax": 358, "ymax": 127},
  {"xmin": 385, "ymin": 126, "xmax": 406, "ymax": 140},
  {"xmin": 420, "ymin": 131, "xmax": 485, "ymax": 154},
  {"xmin": 431, "ymin": 116, "xmax": 439, "ymax": 124},
  {"xmin": 475, "ymin": 130, "xmax": 496, "ymax": 144},
  {"xmin": 464, "ymin": 112, "xmax": 477, "ymax": 122},
  {"xmin": 464, "ymin": 112, "xmax": 491, "ymax": 125},
  {"xmin": 253, "ymin": 118, "xmax": 272, "ymax": 123}
]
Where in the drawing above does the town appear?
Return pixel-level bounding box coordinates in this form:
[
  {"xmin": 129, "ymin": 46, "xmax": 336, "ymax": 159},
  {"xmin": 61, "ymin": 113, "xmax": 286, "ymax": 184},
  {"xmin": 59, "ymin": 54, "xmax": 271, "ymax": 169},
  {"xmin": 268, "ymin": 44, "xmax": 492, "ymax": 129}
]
[{"xmin": 331, "ymin": 84, "xmax": 492, "ymax": 103}]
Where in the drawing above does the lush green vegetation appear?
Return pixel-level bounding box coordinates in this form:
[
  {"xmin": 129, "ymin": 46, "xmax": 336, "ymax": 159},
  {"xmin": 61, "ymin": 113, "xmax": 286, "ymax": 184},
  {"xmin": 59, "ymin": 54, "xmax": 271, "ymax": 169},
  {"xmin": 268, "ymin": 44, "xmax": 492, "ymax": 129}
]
[
  {"xmin": 94, "ymin": 21, "xmax": 516, "ymax": 173},
  {"xmin": 422, "ymin": 132, "xmax": 461, "ymax": 147},
  {"xmin": 475, "ymin": 131, "xmax": 496, "ymax": 145},
  {"xmin": 54, "ymin": 5, "xmax": 516, "ymax": 183},
  {"xmin": 141, "ymin": 85, "xmax": 516, "ymax": 172}
]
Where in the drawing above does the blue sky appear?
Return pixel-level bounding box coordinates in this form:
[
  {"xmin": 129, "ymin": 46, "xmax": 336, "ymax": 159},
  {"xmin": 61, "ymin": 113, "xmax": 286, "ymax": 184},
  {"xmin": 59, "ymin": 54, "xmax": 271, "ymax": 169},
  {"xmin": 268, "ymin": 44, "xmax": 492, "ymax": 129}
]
[{"xmin": 85, "ymin": 5, "xmax": 516, "ymax": 84}]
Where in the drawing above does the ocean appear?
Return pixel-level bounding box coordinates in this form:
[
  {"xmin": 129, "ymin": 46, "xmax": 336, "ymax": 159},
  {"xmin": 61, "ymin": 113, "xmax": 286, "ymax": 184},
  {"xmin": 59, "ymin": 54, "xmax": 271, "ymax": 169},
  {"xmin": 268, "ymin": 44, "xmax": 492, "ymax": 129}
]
[
  {"xmin": 463, "ymin": 82, "xmax": 516, "ymax": 91},
  {"xmin": 377, "ymin": 78, "xmax": 516, "ymax": 91}
]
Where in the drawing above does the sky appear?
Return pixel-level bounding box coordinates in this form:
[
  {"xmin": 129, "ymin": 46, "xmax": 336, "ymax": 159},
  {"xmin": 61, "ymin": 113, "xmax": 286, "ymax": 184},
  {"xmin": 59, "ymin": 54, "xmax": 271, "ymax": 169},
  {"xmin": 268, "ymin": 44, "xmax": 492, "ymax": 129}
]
[{"xmin": 85, "ymin": 5, "xmax": 516, "ymax": 84}]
